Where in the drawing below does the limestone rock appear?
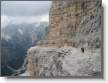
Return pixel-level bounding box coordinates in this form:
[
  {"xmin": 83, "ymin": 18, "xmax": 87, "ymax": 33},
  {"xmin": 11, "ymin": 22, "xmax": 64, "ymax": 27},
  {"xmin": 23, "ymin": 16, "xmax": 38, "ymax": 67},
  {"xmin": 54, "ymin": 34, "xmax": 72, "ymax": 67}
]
[
  {"xmin": 25, "ymin": 0, "xmax": 102, "ymax": 77},
  {"xmin": 26, "ymin": 47, "xmax": 101, "ymax": 77},
  {"xmin": 38, "ymin": 0, "xmax": 102, "ymax": 49}
]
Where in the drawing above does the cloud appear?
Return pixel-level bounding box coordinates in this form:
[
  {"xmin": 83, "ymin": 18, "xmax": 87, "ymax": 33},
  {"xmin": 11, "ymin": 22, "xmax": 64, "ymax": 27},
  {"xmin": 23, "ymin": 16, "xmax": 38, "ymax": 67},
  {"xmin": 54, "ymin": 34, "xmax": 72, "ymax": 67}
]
[
  {"xmin": 1, "ymin": 1, "xmax": 51, "ymax": 28},
  {"xmin": 1, "ymin": 14, "xmax": 49, "ymax": 28},
  {"xmin": 1, "ymin": 1, "xmax": 51, "ymax": 16},
  {"xmin": 1, "ymin": 15, "xmax": 10, "ymax": 28},
  {"xmin": 40, "ymin": 14, "xmax": 49, "ymax": 22}
]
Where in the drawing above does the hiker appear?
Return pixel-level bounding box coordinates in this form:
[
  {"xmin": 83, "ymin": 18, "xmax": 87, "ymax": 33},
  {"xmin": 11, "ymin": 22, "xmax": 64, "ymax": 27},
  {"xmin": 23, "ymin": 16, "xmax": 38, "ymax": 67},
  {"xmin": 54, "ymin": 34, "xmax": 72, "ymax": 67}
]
[{"xmin": 81, "ymin": 47, "xmax": 84, "ymax": 53}]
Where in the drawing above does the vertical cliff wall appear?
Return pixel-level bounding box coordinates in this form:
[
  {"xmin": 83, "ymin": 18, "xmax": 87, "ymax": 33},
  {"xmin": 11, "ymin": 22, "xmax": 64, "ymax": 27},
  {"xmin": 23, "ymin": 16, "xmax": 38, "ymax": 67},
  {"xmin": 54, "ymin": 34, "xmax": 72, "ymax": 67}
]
[{"xmin": 38, "ymin": 0, "xmax": 102, "ymax": 48}]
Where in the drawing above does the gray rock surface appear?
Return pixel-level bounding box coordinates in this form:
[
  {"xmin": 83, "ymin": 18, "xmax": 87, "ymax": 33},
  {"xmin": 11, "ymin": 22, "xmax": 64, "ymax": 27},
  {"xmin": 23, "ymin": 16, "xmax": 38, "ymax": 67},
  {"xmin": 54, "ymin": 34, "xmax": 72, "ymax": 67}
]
[
  {"xmin": 38, "ymin": 0, "xmax": 102, "ymax": 49},
  {"xmin": 24, "ymin": 0, "xmax": 102, "ymax": 77},
  {"xmin": 26, "ymin": 46, "xmax": 101, "ymax": 77}
]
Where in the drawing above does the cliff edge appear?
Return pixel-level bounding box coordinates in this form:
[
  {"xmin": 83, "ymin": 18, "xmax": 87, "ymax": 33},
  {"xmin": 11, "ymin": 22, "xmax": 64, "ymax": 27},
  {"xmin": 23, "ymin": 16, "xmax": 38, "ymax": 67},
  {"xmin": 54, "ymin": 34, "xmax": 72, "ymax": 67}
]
[{"xmin": 25, "ymin": 0, "xmax": 102, "ymax": 77}]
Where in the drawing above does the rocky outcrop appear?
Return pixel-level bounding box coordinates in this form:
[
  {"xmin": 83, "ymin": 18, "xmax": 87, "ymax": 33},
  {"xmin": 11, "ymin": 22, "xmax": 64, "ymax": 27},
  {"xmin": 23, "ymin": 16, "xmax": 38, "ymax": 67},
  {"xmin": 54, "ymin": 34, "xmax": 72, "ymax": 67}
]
[
  {"xmin": 26, "ymin": 0, "xmax": 102, "ymax": 77},
  {"xmin": 38, "ymin": 0, "xmax": 102, "ymax": 49},
  {"xmin": 26, "ymin": 47, "xmax": 101, "ymax": 77}
]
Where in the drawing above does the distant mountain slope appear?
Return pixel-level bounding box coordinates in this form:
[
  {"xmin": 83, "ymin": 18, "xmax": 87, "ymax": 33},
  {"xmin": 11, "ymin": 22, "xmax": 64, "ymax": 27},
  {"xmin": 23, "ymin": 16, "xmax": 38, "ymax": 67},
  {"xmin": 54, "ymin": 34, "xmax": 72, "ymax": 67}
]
[{"xmin": 1, "ymin": 22, "xmax": 48, "ymax": 76}]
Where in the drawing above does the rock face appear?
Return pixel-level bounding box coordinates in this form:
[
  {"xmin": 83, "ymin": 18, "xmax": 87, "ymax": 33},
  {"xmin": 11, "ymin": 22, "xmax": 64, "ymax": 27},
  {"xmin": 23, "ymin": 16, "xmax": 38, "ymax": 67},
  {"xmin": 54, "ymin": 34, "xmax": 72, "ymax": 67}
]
[
  {"xmin": 27, "ymin": 47, "xmax": 101, "ymax": 77},
  {"xmin": 26, "ymin": 0, "xmax": 102, "ymax": 77},
  {"xmin": 38, "ymin": 0, "xmax": 102, "ymax": 48}
]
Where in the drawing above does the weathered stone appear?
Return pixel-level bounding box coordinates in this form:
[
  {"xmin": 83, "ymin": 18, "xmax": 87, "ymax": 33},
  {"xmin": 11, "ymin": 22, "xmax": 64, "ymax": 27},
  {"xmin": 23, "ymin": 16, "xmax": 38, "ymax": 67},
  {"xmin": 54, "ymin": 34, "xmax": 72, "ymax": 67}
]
[
  {"xmin": 38, "ymin": 0, "xmax": 102, "ymax": 49},
  {"xmin": 26, "ymin": 0, "xmax": 102, "ymax": 77},
  {"xmin": 26, "ymin": 47, "xmax": 101, "ymax": 77}
]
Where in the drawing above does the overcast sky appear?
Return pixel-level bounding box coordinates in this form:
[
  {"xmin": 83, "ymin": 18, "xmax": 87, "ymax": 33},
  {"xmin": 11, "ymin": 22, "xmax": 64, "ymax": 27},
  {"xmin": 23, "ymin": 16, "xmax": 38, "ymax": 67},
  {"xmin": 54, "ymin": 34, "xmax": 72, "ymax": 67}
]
[
  {"xmin": 1, "ymin": 1, "xmax": 51, "ymax": 16},
  {"xmin": 1, "ymin": 1, "xmax": 52, "ymax": 28}
]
